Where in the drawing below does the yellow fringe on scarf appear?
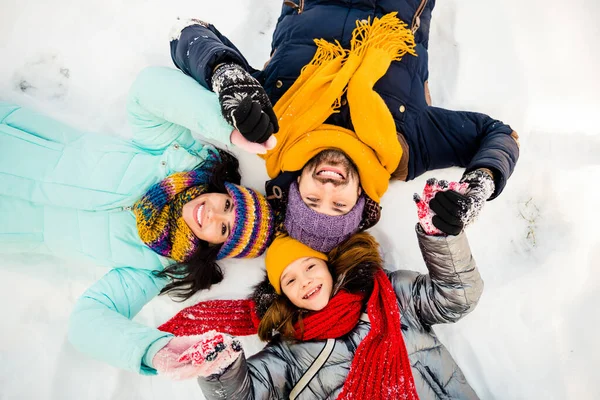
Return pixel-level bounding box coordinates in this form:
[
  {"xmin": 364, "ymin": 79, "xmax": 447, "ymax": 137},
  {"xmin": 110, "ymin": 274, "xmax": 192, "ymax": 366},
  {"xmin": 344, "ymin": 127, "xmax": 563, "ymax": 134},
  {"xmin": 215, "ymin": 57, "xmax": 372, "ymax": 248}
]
[{"xmin": 262, "ymin": 13, "xmax": 416, "ymax": 202}]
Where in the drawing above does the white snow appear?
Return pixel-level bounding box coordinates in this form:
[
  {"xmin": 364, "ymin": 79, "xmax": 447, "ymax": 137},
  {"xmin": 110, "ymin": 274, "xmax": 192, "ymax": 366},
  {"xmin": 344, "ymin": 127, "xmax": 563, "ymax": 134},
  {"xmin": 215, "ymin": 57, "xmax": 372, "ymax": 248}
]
[{"xmin": 1, "ymin": 0, "xmax": 599, "ymax": 399}]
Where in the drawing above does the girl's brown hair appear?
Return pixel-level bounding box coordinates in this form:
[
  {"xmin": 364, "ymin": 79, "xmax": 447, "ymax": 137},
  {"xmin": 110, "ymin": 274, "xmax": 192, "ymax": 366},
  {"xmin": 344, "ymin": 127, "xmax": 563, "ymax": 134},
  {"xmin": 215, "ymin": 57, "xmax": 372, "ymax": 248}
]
[{"xmin": 257, "ymin": 232, "xmax": 383, "ymax": 341}]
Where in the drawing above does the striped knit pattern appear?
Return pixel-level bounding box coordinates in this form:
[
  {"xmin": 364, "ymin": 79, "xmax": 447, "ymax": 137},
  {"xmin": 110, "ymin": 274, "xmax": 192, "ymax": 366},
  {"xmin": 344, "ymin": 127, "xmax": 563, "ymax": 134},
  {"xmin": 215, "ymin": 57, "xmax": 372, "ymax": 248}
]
[
  {"xmin": 217, "ymin": 182, "xmax": 275, "ymax": 260},
  {"xmin": 134, "ymin": 170, "xmax": 210, "ymax": 262},
  {"xmin": 134, "ymin": 168, "xmax": 275, "ymax": 263}
]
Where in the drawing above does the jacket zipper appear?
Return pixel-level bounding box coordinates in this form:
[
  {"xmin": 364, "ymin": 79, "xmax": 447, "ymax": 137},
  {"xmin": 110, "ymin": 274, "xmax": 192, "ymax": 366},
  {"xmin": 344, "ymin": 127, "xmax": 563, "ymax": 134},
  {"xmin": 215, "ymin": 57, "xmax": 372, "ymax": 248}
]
[{"xmin": 411, "ymin": 0, "xmax": 429, "ymax": 34}]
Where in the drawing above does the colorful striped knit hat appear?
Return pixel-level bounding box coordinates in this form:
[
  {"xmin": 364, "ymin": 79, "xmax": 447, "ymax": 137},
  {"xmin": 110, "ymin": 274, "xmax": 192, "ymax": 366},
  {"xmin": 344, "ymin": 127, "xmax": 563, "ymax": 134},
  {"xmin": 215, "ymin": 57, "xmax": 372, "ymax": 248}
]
[
  {"xmin": 217, "ymin": 182, "xmax": 275, "ymax": 260},
  {"xmin": 134, "ymin": 171, "xmax": 274, "ymax": 262}
]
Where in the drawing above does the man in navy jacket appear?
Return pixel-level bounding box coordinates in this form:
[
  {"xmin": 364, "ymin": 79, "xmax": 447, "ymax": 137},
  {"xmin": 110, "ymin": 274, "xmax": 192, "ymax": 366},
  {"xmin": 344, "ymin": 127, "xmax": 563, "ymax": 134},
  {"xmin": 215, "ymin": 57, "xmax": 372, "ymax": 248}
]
[{"xmin": 169, "ymin": 1, "xmax": 519, "ymax": 239}]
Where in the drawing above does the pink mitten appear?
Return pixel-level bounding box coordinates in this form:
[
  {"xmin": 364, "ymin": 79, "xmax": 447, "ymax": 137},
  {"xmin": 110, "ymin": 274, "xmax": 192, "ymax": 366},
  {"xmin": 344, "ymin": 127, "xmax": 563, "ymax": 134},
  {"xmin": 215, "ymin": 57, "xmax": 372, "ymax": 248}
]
[
  {"xmin": 178, "ymin": 330, "xmax": 243, "ymax": 378},
  {"xmin": 152, "ymin": 335, "xmax": 210, "ymax": 380},
  {"xmin": 413, "ymin": 178, "xmax": 468, "ymax": 235}
]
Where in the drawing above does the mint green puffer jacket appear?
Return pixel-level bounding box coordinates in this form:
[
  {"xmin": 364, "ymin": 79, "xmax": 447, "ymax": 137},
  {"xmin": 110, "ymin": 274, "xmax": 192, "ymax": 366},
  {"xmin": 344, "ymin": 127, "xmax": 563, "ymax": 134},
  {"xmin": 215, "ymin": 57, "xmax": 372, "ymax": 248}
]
[{"xmin": 0, "ymin": 66, "xmax": 234, "ymax": 374}]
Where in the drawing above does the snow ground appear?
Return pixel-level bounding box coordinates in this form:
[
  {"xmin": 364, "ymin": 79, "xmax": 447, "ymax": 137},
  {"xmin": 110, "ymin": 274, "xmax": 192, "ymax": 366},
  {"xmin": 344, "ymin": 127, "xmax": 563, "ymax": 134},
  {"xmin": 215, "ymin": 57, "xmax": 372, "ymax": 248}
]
[{"xmin": 1, "ymin": 0, "xmax": 599, "ymax": 399}]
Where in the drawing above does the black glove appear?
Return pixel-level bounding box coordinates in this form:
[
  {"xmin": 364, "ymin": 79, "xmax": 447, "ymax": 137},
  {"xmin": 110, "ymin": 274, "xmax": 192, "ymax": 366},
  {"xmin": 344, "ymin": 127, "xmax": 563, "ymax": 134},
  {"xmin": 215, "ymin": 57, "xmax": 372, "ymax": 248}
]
[
  {"xmin": 429, "ymin": 169, "xmax": 495, "ymax": 235},
  {"xmin": 211, "ymin": 63, "xmax": 279, "ymax": 143}
]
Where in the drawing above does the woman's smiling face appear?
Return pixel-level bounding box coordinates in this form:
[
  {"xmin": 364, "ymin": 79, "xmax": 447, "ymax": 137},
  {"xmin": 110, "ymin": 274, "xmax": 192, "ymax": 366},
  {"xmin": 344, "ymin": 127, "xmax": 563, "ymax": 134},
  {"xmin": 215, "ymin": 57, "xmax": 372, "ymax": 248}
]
[
  {"xmin": 181, "ymin": 193, "xmax": 235, "ymax": 244},
  {"xmin": 280, "ymin": 257, "xmax": 333, "ymax": 311}
]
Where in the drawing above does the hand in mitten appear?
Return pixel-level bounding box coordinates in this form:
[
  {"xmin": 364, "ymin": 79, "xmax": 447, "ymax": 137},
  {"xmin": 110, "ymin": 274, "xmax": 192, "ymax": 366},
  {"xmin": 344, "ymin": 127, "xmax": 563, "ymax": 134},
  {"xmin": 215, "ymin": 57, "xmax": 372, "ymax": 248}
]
[
  {"xmin": 212, "ymin": 63, "xmax": 279, "ymax": 144},
  {"xmin": 414, "ymin": 178, "xmax": 468, "ymax": 235},
  {"xmin": 178, "ymin": 330, "xmax": 243, "ymax": 378},
  {"xmin": 152, "ymin": 335, "xmax": 210, "ymax": 380},
  {"xmin": 429, "ymin": 169, "xmax": 496, "ymax": 235}
]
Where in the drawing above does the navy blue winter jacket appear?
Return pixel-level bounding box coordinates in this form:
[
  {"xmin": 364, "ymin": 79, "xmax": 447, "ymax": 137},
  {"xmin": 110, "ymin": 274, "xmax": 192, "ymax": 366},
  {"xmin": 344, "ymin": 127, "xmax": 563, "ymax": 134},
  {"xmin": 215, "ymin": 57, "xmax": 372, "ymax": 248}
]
[{"xmin": 170, "ymin": 0, "xmax": 519, "ymax": 200}]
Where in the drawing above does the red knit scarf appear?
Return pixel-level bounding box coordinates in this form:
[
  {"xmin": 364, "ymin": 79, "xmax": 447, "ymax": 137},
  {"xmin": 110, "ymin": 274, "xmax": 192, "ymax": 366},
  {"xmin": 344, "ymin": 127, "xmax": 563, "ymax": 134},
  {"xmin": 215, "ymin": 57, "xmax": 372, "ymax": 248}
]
[
  {"xmin": 337, "ymin": 270, "xmax": 419, "ymax": 400},
  {"xmin": 158, "ymin": 299, "xmax": 261, "ymax": 336},
  {"xmin": 293, "ymin": 290, "xmax": 364, "ymax": 340},
  {"xmin": 159, "ymin": 270, "xmax": 418, "ymax": 399}
]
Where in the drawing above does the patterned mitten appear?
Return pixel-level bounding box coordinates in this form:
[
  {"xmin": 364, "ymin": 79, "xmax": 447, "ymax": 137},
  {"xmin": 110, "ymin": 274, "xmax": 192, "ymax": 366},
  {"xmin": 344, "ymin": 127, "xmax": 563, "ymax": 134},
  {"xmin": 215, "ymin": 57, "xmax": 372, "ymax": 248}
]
[
  {"xmin": 178, "ymin": 330, "xmax": 243, "ymax": 378},
  {"xmin": 414, "ymin": 178, "xmax": 468, "ymax": 235},
  {"xmin": 152, "ymin": 335, "xmax": 211, "ymax": 380},
  {"xmin": 428, "ymin": 169, "xmax": 496, "ymax": 235},
  {"xmin": 211, "ymin": 63, "xmax": 279, "ymax": 143}
]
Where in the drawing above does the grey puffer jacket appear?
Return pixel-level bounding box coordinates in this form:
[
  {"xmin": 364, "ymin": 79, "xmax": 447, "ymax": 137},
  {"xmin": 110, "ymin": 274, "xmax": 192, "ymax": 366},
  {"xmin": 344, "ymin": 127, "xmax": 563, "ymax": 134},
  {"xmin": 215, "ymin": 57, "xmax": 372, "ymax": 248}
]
[{"xmin": 198, "ymin": 225, "xmax": 483, "ymax": 399}]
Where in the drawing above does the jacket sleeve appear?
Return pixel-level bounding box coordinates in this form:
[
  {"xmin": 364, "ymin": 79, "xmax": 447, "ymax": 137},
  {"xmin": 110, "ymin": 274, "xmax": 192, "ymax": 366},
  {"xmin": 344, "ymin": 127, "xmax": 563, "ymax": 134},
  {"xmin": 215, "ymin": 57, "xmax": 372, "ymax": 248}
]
[
  {"xmin": 68, "ymin": 267, "xmax": 173, "ymax": 375},
  {"xmin": 389, "ymin": 225, "xmax": 484, "ymax": 327},
  {"xmin": 198, "ymin": 343, "xmax": 292, "ymax": 399},
  {"xmin": 127, "ymin": 66, "xmax": 234, "ymax": 150},
  {"xmin": 170, "ymin": 19, "xmax": 254, "ymax": 90},
  {"xmin": 413, "ymin": 106, "xmax": 520, "ymax": 199}
]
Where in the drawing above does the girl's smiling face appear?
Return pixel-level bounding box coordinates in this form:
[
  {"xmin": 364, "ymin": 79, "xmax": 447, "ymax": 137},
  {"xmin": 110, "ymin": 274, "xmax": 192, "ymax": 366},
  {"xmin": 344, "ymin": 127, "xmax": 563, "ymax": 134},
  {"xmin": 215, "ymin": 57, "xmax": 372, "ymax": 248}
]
[
  {"xmin": 280, "ymin": 257, "xmax": 333, "ymax": 311},
  {"xmin": 181, "ymin": 193, "xmax": 235, "ymax": 244}
]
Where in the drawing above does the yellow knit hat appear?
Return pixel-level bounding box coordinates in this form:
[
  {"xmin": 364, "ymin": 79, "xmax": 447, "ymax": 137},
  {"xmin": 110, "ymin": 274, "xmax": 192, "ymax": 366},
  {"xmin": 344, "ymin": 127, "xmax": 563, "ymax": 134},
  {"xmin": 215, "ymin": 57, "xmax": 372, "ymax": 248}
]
[{"xmin": 265, "ymin": 235, "xmax": 328, "ymax": 294}]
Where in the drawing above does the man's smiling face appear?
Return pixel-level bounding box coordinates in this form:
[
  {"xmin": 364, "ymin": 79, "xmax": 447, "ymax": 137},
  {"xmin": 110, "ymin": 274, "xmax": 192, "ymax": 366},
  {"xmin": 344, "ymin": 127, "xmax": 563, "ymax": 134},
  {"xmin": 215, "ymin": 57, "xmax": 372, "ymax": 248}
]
[{"xmin": 298, "ymin": 149, "xmax": 362, "ymax": 216}]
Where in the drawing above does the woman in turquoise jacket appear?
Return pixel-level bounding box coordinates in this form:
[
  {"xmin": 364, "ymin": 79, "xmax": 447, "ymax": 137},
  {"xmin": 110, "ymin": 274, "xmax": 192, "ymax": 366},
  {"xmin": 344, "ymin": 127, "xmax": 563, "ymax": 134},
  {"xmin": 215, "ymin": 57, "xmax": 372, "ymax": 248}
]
[{"xmin": 0, "ymin": 66, "xmax": 275, "ymax": 376}]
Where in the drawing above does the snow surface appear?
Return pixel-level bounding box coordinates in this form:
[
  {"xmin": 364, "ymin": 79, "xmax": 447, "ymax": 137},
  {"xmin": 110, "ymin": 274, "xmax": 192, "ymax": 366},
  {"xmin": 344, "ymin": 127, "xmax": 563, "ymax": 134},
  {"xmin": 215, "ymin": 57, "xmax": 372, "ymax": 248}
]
[{"xmin": 1, "ymin": 0, "xmax": 599, "ymax": 399}]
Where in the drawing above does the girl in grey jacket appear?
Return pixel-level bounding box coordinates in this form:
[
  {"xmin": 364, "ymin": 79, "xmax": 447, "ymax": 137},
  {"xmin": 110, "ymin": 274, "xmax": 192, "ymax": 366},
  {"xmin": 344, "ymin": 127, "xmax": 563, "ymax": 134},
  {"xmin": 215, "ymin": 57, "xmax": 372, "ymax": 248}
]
[{"xmin": 162, "ymin": 192, "xmax": 484, "ymax": 399}]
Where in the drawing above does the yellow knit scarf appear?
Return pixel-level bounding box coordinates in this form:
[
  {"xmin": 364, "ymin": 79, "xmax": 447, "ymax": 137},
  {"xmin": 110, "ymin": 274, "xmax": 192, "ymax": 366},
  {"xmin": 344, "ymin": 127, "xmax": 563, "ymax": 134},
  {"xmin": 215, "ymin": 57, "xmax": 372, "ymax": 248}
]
[{"xmin": 262, "ymin": 12, "xmax": 416, "ymax": 203}]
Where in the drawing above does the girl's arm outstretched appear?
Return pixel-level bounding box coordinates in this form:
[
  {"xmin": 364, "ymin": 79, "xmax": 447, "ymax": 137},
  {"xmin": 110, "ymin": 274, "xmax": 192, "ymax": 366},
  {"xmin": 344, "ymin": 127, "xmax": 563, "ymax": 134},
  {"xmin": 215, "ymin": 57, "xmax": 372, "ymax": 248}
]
[{"xmin": 390, "ymin": 225, "xmax": 484, "ymax": 327}]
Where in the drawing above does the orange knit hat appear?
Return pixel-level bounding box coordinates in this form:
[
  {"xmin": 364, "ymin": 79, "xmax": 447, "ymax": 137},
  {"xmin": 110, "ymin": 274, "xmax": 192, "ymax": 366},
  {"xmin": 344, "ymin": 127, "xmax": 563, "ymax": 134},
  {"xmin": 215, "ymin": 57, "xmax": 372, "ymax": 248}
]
[{"xmin": 265, "ymin": 235, "xmax": 328, "ymax": 294}]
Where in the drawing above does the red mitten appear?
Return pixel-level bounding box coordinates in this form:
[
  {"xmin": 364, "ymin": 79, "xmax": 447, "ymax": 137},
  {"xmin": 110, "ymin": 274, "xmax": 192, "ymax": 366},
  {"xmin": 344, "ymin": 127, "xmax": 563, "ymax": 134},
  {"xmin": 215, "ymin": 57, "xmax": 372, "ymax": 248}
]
[
  {"xmin": 413, "ymin": 178, "xmax": 468, "ymax": 235},
  {"xmin": 178, "ymin": 330, "xmax": 243, "ymax": 378}
]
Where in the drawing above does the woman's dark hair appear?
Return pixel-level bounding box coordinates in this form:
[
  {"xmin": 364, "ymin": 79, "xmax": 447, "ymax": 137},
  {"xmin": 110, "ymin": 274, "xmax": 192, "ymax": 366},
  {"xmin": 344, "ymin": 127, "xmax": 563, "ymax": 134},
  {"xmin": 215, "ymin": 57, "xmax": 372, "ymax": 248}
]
[
  {"xmin": 155, "ymin": 148, "xmax": 242, "ymax": 301},
  {"xmin": 257, "ymin": 232, "xmax": 383, "ymax": 341}
]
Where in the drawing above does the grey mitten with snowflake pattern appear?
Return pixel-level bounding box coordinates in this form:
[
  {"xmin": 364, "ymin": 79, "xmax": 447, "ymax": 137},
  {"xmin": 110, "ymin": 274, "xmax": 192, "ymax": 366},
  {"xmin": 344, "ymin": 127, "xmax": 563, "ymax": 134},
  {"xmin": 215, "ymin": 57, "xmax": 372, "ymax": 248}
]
[
  {"xmin": 211, "ymin": 63, "xmax": 278, "ymax": 143},
  {"xmin": 429, "ymin": 169, "xmax": 496, "ymax": 235}
]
